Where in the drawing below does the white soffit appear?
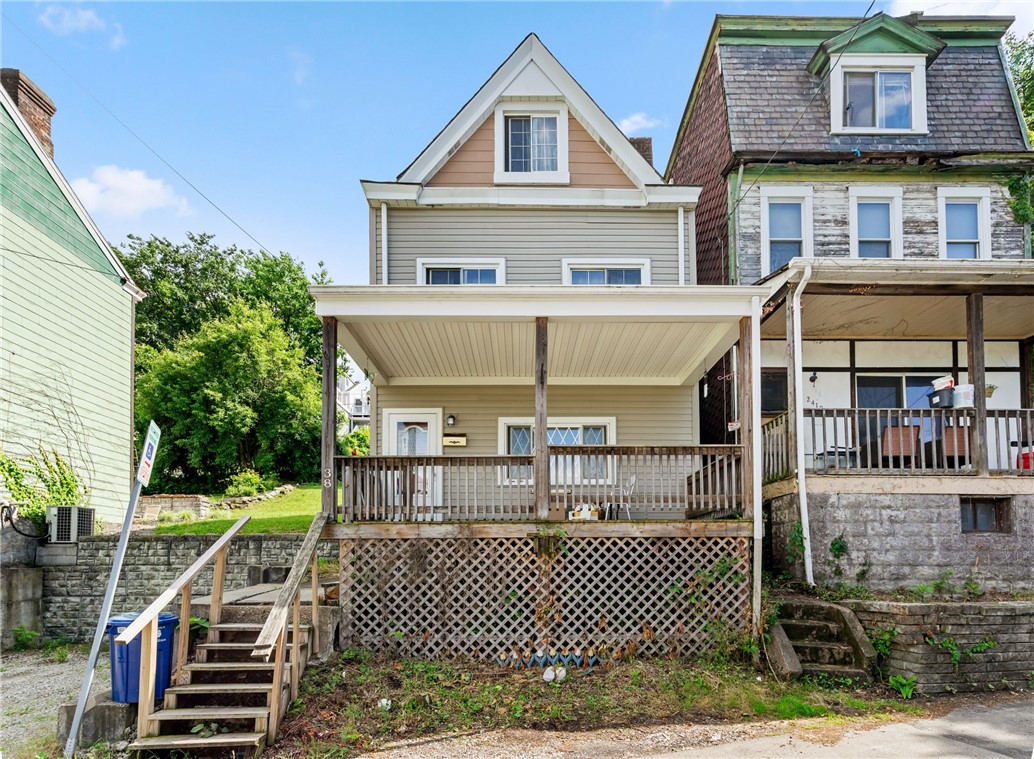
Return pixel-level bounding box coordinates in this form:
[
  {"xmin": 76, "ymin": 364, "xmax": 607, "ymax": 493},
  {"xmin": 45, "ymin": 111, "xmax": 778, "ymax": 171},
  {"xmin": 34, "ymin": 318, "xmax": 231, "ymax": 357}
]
[{"xmin": 503, "ymin": 60, "xmax": 562, "ymax": 98}]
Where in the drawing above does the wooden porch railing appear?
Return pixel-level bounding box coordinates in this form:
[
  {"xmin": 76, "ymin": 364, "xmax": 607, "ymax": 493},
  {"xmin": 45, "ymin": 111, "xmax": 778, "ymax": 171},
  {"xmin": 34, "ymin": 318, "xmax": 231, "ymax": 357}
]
[
  {"xmin": 114, "ymin": 515, "xmax": 250, "ymax": 742},
  {"xmin": 802, "ymin": 407, "xmax": 976, "ymax": 474},
  {"xmin": 988, "ymin": 408, "xmax": 1034, "ymax": 474},
  {"xmin": 761, "ymin": 413, "xmax": 790, "ymax": 484},
  {"xmin": 251, "ymin": 511, "xmax": 328, "ymax": 741},
  {"xmin": 335, "ymin": 446, "xmax": 744, "ymax": 522}
]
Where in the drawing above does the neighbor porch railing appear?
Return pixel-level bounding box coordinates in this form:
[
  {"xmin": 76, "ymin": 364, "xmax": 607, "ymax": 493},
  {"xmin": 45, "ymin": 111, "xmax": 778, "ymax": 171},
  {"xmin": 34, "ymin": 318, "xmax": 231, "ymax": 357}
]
[
  {"xmin": 802, "ymin": 407, "xmax": 977, "ymax": 474},
  {"xmin": 989, "ymin": 408, "xmax": 1034, "ymax": 475},
  {"xmin": 761, "ymin": 413, "xmax": 790, "ymax": 484},
  {"xmin": 335, "ymin": 445, "xmax": 744, "ymax": 522}
]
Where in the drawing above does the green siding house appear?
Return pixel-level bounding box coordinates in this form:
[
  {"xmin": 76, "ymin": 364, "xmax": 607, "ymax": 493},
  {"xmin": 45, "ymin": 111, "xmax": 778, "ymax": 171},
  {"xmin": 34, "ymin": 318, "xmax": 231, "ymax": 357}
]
[{"xmin": 1, "ymin": 70, "xmax": 142, "ymax": 524}]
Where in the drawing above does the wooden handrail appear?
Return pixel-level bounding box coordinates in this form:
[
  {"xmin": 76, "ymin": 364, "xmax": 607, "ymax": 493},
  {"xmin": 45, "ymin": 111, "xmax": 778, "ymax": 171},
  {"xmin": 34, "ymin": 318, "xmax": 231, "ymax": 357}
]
[
  {"xmin": 114, "ymin": 516, "xmax": 250, "ymax": 645},
  {"xmin": 251, "ymin": 511, "xmax": 328, "ymax": 659}
]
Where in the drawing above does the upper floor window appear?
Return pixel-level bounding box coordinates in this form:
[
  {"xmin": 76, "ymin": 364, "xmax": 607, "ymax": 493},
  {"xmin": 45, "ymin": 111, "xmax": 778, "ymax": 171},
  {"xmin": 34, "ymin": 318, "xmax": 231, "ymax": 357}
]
[
  {"xmin": 830, "ymin": 55, "xmax": 928, "ymax": 135},
  {"xmin": 937, "ymin": 188, "xmax": 991, "ymax": 260},
  {"xmin": 416, "ymin": 257, "xmax": 505, "ymax": 285},
  {"xmin": 849, "ymin": 186, "xmax": 902, "ymax": 259},
  {"xmin": 562, "ymin": 258, "xmax": 650, "ymax": 285},
  {"xmin": 760, "ymin": 186, "xmax": 813, "ymax": 276},
  {"xmin": 494, "ymin": 103, "xmax": 570, "ymax": 185},
  {"xmin": 506, "ymin": 116, "xmax": 557, "ymax": 173}
]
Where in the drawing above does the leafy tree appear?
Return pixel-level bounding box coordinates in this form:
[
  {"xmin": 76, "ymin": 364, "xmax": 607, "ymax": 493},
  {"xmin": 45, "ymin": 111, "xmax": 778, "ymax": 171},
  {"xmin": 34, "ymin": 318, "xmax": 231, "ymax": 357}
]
[
  {"xmin": 136, "ymin": 302, "xmax": 321, "ymax": 492},
  {"xmin": 1006, "ymin": 31, "xmax": 1034, "ymax": 141},
  {"xmin": 120, "ymin": 233, "xmax": 331, "ymax": 366}
]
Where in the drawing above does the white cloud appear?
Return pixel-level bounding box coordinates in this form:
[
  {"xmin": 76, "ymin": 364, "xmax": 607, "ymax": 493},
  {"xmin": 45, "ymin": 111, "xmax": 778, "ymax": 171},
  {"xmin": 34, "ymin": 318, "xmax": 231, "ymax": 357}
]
[
  {"xmin": 109, "ymin": 23, "xmax": 126, "ymax": 51},
  {"xmin": 72, "ymin": 165, "xmax": 190, "ymax": 219},
  {"xmin": 37, "ymin": 5, "xmax": 127, "ymax": 50},
  {"xmin": 886, "ymin": 0, "xmax": 1032, "ymax": 35},
  {"xmin": 618, "ymin": 112, "xmax": 662, "ymax": 135},
  {"xmin": 38, "ymin": 5, "xmax": 105, "ymax": 35},
  {"xmin": 287, "ymin": 48, "xmax": 312, "ymax": 87}
]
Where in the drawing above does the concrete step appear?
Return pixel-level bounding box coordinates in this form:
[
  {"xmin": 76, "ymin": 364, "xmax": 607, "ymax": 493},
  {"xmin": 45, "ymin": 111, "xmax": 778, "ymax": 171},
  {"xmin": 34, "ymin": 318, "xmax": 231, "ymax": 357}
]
[
  {"xmin": 780, "ymin": 619, "xmax": 841, "ymax": 642},
  {"xmin": 151, "ymin": 706, "xmax": 269, "ymax": 722},
  {"xmin": 792, "ymin": 640, "xmax": 857, "ymax": 667},
  {"xmin": 801, "ymin": 663, "xmax": 872, "ymax": 684},
  {"xmin": 129, "ymin": 732, "xmax": 265, "ymax": 751}
]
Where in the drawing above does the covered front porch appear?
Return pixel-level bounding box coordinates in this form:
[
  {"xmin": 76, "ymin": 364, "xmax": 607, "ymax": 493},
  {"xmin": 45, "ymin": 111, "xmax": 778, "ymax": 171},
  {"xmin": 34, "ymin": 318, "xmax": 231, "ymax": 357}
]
[{"xmin": 309, "ymin": 285, "xmax": 771, "ymax": 657}]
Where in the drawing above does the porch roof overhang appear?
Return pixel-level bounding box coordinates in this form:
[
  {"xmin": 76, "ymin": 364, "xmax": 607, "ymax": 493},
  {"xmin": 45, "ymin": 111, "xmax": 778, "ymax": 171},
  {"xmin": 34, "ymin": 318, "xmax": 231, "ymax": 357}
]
[
  {"xmin": 760, "ymin": 259, "xmax": 1034, "ymax": 340},
  {"xmin": 310, "ymin": 285, "xmax": 770, "ymax": 386}
]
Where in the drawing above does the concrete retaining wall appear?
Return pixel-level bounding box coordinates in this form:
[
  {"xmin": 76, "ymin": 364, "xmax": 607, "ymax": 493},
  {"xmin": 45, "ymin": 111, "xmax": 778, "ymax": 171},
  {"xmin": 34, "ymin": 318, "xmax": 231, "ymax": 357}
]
[
  {"xmin": 847, "ymin": 600, "xmax": 1034, "ymax": 694},
  {"xmin": 768, "ymin": 492, "xmax": 1034, "ymax": 590},
  {"xmin": 1, "ymin": 566, "xmax": 43, "ymax": 648},
  {"xmin": 40, "ymin": 534, "xmax": 338, "ymax": 640}
]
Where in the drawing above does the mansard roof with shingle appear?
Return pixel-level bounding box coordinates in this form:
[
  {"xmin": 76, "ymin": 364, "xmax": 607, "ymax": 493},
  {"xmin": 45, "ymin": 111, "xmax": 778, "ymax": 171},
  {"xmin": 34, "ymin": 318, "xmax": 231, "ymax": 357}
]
[{"xmin": 720, "ymin": 43, "xmax": 1027, "ymax": 156}]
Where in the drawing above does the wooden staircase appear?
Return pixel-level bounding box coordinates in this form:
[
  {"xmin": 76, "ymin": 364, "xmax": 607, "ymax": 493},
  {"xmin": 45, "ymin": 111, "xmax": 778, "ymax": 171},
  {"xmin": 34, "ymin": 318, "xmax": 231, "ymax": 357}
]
[
  {"xmin": 112, "ymin": 513, "xmax": 329, "ymax": 756},
  {"xmin": 128, "ymin": 621, "xmax": 312, "ymax": 754}
]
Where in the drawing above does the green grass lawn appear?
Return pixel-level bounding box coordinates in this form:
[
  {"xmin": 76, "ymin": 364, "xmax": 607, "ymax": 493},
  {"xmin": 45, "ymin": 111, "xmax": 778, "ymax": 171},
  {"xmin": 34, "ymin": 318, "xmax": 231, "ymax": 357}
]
[{"xmin": 153, "ymin": 483, "xmax": 321, "ymax": 535}]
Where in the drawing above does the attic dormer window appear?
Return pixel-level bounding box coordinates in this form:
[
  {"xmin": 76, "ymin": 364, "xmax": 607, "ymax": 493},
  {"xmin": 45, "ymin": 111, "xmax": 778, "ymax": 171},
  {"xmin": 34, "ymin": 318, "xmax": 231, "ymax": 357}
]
[
  {"xmin": 829, "ymin": 54, "xmax": 928, "ymax": 135},
  {"xmin": 494, "ymin": 102, "xmax": 570, "ymax": 184}
]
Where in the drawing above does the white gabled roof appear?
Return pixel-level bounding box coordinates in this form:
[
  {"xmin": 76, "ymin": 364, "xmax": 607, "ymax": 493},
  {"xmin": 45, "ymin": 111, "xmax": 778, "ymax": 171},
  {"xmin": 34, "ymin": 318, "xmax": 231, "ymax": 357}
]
[
  {"xmin": 0, "ymin": 84, "xmax": 143, "ymax": 300},
  {"xmin": 397, "ymin": 33, "xmax": 663, "ymax": 190}
]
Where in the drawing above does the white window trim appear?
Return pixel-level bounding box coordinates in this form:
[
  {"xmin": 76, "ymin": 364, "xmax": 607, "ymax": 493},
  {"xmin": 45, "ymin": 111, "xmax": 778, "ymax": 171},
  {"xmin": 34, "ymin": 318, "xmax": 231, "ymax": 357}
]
[
  {"xmin": 493, "ymin": 102, "xmax": 570, "ymax": 185},
  {"xmin": 497, "ymin": 416, "xmax": 617, "ymax": 484},
  {"xmin": 415, "ymin": 257, "xmax": 507, "ymax": 285},
  {"xmin": 937, "ymin": 187, "xmax": 992, "ymax": 260},
  {"xmin": 760, "ymin": 185, "xmax": 814, "ymax": 277},
  {"xmin": 561, "ymin": 257, "xmax": 652, "ymax": 286},
  {"xmin": 848, "ymin": 186, "xmax": 903, "ymax": 259},
  {"xmin": 830, "ymin": 54, "xmax": 928, "ymax": 135}
]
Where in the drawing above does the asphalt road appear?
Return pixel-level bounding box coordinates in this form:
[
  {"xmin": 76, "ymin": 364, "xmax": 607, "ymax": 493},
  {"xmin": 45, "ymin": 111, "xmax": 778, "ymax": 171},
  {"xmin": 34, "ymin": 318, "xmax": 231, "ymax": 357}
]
[{"xmin": 652, "ymin": 698, "xmax": 1034, "ymax": 759}]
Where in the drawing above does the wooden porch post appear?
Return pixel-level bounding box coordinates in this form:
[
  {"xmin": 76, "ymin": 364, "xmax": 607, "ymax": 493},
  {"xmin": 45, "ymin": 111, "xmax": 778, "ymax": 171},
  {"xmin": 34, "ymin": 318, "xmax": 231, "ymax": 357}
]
[
  {"xmin": 738, "ymin": 317, "xmax": 755, "ymax": 519},
  {"xmin": 321, "ymin": 317, "xmax": 338, "ymax": 517},
  {"xmin": 784, "ymin": 282, "xmax": 799, "ymax": 474},
  {"xmin": 966, "ymin": 294, "xmax": 989, "ymax": 476},
  {"xmin": 534, "ymin": 317, "xmax": 551, "ymax": 520}
]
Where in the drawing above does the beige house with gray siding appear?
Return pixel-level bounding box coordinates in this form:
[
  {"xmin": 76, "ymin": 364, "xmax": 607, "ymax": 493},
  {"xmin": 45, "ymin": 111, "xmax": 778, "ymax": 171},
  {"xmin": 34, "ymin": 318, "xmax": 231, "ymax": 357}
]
[{"xmin": 0, "ymin": 71, "xmax": 141, "ymax": 525}]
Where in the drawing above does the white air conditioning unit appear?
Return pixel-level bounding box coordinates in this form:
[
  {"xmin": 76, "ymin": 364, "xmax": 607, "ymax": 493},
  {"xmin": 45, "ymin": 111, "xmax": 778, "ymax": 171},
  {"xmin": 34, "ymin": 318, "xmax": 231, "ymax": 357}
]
[{"xmin": 46, "ymin": 506, "xmax": 96, "ymax": 543}]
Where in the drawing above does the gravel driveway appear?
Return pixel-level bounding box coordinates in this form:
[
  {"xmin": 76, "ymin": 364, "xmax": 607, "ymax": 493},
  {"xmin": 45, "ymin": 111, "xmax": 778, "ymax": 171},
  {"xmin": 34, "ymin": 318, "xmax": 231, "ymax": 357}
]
[{"xmin": 0, "ymin": 646, "xmax": 111, "ymax": 759}]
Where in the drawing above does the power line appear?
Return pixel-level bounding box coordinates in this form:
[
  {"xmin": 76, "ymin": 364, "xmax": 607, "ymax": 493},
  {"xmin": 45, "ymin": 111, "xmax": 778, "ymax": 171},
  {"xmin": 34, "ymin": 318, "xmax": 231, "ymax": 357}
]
[
  {"xmin": 1, "ymin": 12, "xmax": 272, "ymax": 255},
  {"xmin": 727, "ymin": 0, "xmax": 878, "ymax": 222},
  {"xmin": 1, "ymin": 245, "xmax": 126, "ymax": 283}
]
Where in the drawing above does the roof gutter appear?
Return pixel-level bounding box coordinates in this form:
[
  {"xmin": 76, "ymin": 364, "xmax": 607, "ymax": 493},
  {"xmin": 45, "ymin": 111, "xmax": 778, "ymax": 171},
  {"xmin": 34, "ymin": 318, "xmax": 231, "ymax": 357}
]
[{"xmin": 791, "ymin": 263, "xmax": 815, "ymax": 585}]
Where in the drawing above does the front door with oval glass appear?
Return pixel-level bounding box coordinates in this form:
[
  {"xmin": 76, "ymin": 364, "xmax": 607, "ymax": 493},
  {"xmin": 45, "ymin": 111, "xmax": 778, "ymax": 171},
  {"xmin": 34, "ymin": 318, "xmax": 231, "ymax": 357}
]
[{"xmin": 383, "ymin": 409, "xmax": 443, "ymax": 518}]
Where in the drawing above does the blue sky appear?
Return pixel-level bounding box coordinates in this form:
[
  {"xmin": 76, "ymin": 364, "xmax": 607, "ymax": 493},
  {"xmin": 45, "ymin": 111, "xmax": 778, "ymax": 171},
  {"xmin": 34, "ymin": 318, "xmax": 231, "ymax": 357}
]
[{"xmin": 2, "ymin": 1, "xmax": 1030, "ymax": 284}]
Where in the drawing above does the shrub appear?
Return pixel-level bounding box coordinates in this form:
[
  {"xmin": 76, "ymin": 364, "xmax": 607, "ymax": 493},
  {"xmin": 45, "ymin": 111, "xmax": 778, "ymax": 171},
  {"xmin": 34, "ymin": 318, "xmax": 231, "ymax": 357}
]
[{"xmin": 224, "ymin": 470, "xmax": 266, "ymax": 498}]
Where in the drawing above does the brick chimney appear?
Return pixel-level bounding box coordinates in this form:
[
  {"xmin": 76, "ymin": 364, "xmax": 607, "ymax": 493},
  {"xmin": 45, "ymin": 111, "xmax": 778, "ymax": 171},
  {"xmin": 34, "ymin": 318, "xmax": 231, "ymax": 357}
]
[
  {"xmin": 2, "ymin": 69, "xmax": 57, "ymax": 158},
  {"xmin": 629, "ymin": 137, "xmax": 653, "ymax": 167}
]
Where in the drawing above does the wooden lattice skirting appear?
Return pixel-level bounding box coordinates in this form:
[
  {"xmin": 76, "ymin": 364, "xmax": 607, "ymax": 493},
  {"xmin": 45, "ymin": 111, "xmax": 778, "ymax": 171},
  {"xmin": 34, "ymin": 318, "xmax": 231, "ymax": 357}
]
[{"xmin": 339, "ymin": 535, "xmax": 752, "ymax": 661}]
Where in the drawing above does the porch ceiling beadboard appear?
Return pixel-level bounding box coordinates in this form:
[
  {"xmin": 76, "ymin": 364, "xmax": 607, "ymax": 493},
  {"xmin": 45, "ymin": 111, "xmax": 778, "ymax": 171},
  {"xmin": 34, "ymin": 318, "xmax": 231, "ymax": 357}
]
[{"xmin": 311, "ymin": 285, "xmax": 770, "ymax": 386}]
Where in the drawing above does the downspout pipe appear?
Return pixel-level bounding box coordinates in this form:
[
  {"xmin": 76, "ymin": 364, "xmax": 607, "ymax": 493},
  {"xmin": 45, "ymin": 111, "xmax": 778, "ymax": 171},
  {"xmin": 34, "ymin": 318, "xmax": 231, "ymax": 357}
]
[
  {"xmin": 380, "ymin": 203, "xmax": 389, "ymax": 284},
  {"xmin": 792, "ymin": 264, "xmax": 815, "ymax": 585}
]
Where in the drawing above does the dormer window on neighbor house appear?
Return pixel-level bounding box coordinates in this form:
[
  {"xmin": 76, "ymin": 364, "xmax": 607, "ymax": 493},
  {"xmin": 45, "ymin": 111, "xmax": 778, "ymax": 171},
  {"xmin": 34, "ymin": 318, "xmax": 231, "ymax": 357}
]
[
  {"xmin": 494, "ymin": 102, "xmax": 570, "ymax": 184},
  {"xmin": 830, "ymin": 55, "xmax": 928, "ymax": 134}
]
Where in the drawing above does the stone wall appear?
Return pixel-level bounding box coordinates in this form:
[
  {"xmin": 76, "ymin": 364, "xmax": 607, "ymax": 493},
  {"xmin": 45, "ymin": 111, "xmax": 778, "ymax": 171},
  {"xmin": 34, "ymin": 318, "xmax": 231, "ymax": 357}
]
[
  {"xmin": 41, "ymin": 534, "xmax": 338, "ymax": 640},
  {"xmin": 768, "ymin": 492, "xmax": 1034, "ymax": 590},
  {"xmin": 1, "ymin": 566, "xmax": 43, "ymax": 648},
  {"xmin": 847, "ymin": 600, "xmax": 1034, "ymax": 694}
]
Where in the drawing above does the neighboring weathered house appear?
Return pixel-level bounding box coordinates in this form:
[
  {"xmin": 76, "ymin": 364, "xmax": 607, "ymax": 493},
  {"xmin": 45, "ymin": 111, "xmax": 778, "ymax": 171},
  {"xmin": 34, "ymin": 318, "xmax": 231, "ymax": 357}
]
[
  {"xmin": 667, "ymin": 13, "xmax": 1034, "ymax": 589},
  {"xmin": 0, "ymin": 70, "xmax": 142, "ymax": 525},
  {"xmin": 310, "ymin": 34, "xmax": 772, "ymax": 659}
]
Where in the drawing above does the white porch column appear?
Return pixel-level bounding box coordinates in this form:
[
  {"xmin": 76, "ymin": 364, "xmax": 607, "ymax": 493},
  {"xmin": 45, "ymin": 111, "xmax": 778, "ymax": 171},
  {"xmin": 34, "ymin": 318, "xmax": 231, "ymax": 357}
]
[
  {"xmin": 321, "ymin": 317, "xmax": 338, "ymax": 518},
  {"xmin": 535, "ymin": 316, "xmax": 550, "ymax": 520}
]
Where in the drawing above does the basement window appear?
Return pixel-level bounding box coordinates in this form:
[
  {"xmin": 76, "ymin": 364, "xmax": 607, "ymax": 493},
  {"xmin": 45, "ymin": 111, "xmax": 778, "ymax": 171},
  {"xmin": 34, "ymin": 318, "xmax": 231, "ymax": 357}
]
[{"xmin": 960, "ymin": 496, "xmax": 1010, "ymax": 533}]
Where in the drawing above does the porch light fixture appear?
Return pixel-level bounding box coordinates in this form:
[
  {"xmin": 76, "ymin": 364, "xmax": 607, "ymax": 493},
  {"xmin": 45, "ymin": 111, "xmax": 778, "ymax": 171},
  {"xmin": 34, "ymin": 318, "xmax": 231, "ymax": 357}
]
[{"xmin": 446, "ymin": 414, "xmax": 457, "ymax": 427}]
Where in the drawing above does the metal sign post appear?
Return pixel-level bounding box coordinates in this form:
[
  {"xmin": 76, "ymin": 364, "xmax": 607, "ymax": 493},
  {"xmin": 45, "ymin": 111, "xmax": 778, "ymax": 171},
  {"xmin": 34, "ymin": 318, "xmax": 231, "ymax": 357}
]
[{"xmin": 64, "ymin": 421, "xmax": 160, "ymax": 758}]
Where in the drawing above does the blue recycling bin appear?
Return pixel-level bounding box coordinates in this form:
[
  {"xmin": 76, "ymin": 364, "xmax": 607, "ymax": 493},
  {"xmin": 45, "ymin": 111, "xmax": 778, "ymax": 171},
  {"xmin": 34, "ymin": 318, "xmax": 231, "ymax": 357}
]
[{"xmin": 106, "ymin": 612, "xmax": 179, "ymax": 704}]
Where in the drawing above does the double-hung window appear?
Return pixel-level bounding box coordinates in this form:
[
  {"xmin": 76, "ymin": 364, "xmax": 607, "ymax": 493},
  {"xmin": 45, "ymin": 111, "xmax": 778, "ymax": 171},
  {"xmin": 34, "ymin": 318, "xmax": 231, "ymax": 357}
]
[
  {"xmin": 493, "ymin": 103, "xmax": 570, "ymax": 184},
  {"xmin": 937, "ymin": 188, "xmax": 991, "ymax": 260},
  {"xmin": 760, "ymin": 186, "xmax": 813, "ymax": 276},
  {"xmin": 849, "ymin": 187, "xmax": 902, "ymax": 259},
  {"xmin": 563, "ymin": 258, "xmax": 650, "ymax": 285},
  {"xmin": 830, "ymin": 55, "xmax": 927, "ymax": 134},
  {"xmin": 499, "ymin": 417, "xmax": 615, "ymax": 483},
  {"xmin": 416, "ymin": 258, "xmax": 505, "ymax": 285}
]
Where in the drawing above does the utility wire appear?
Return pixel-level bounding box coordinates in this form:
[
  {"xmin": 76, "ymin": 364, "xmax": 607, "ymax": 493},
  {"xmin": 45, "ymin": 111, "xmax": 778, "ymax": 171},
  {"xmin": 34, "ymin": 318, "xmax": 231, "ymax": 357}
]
[
  {"xmin": 1, "ymin": 12, "xmax": 272, "ymax": 254},
  {"xmin": 727, "ymin": 0, "xmax": 878, "ymax": 221},
  {"xmin": 1, "ymin": 245, "xmax": 126, "ymax": 283}
]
